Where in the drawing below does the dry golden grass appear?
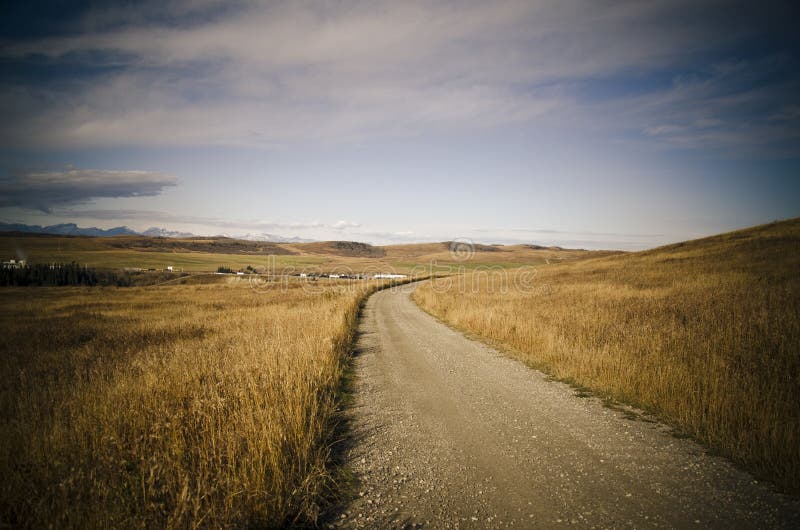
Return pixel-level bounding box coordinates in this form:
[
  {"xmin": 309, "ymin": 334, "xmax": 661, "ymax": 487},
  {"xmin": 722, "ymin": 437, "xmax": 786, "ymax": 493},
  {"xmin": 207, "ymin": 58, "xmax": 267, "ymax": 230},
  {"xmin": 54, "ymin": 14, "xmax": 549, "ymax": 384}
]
[
  {"xmin": 0, "ymin": 233, "xmax": 610, "ymax": 274},
  {"xmin": 414, "ymin": 219, "xmax": 800, "ymax": 492},
  {"xmin": 0, "ymin": 278, "xmax": 397, "ymax": 528}
]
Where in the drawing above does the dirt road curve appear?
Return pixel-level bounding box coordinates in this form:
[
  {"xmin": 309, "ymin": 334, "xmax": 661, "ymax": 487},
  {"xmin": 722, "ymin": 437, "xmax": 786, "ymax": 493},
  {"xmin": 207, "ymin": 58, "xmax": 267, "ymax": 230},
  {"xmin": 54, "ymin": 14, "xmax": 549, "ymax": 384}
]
[{"xmin": 332, "ymin": 283, "xmax": 799, "ymax": 529}]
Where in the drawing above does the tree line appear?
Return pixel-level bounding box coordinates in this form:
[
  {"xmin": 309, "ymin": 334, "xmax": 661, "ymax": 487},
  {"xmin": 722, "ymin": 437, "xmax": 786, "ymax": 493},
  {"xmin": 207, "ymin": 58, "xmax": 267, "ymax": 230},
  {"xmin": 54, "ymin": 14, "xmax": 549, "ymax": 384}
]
[{"xmin": 1, "ymin": 262, "xmax": 134, "ymax": 287}]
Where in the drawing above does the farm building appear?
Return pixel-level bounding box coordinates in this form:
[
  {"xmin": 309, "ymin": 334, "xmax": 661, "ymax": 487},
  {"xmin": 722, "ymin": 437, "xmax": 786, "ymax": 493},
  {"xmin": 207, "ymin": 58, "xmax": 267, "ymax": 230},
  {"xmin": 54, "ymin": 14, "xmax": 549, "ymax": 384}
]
[{"xmin": 1, "ymin": 259, "xmax": 26, "ymax": 269}]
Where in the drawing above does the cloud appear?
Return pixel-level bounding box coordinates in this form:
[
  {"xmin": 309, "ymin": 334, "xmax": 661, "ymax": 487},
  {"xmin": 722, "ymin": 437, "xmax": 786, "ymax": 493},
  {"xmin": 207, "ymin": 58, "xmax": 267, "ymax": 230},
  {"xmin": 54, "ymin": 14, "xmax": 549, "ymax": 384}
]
[
  {"xmin": 0, "ymin": 169, "xmax": 178, "ymax": 212},
  {"xmin": 13, "ymin": 204, "xmax": 673, "ymax": 249},
  {"xmin": 470, "ymin": 227, "xmax": 664, "ymax": 239},
  {"xmin": 332, "ymin": 220, "xmax": 361, "ymax": 230},
  {"xmin": 49, "ymin": 208, "xmax": 356, "ymax": 234},
  {"xmin": 568, "ymin": 51, "xmax": 800, "ymax": 158},
  {"xmin": 345, "ymin": 228, "xmax": 665, "ymax": 250},
  {"xmin": 2, "ymin": 0, "xmax": 797, "ymax": 154},
  {"xmin": 644, "ymin": 125, "xmax": 685, "ymax": 137}
]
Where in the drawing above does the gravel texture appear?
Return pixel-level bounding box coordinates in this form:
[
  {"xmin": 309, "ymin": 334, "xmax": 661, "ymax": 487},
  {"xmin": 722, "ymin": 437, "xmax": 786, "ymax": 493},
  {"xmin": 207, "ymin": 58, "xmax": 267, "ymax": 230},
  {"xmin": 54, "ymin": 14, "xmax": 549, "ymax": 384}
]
[{"xmin": 330, "ymin": 283, "xmax": 800, "ymax": 529}]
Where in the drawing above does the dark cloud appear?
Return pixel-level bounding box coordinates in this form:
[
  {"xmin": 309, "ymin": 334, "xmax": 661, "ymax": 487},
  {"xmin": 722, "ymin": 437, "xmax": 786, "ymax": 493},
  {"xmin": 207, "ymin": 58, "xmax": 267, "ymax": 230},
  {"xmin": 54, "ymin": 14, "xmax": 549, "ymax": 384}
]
[
  {"xmin": 0, "ymin": 169, "xmax": 177, "ymax": 212},
  {"xmin": 1, "ymin": 0, "xmax": 798, "ymax": 152}
]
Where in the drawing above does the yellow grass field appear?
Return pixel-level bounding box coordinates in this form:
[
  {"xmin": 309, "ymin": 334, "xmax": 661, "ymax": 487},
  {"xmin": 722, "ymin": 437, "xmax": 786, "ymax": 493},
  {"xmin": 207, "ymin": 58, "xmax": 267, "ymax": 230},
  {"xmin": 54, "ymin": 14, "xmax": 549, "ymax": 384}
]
[
  {"xmin": 0, "ymin": 233, "xmax": 607, "ymax": 274},
  {"xmin": 0, "ymin": 277, "xmax": 405, "ymax": 528},
  {"xmin": 414, "ymin": 219, "xmax": 800, "ymax": 492}
]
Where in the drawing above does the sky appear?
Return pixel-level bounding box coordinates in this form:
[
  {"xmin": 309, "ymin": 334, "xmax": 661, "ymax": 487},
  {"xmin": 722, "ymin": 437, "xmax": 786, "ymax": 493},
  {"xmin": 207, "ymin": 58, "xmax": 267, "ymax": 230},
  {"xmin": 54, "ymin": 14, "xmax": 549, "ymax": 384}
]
[{"xmin": 0, "ymin": 0, "xmax": 798, "ymax": 249}]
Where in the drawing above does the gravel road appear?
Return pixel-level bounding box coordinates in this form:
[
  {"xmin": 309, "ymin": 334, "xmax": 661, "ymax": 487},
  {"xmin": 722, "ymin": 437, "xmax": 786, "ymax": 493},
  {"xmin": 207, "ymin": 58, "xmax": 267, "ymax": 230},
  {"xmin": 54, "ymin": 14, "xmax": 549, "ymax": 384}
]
[{"xmin": 331, "ymin": 283, "xmax": 800, "ymax": 529}]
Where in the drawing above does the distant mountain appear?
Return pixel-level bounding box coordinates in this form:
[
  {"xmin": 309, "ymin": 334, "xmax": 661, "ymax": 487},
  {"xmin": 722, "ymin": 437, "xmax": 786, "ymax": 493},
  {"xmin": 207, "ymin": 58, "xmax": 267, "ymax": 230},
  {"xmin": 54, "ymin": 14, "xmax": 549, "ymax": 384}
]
[
  {"xmin": 0, "ymin": 222, "xmax": 138, "ymax": 237},
  {"xmin": 141, "ymin": 227, "xmax": 196, "ymax": 238},
  {"xmin": 0, "ymin": 222, "xmax": 314, "ymax": 242},
  {"xmin": 239, "ymin": 233, "xmax": 314, "ymax": 243}
]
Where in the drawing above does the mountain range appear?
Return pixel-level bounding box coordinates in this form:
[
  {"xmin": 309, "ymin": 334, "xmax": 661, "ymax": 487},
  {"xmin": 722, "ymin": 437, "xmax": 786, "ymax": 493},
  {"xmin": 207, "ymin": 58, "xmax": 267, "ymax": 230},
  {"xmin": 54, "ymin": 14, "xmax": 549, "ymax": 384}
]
[{"xmin": 0, "ymin": 222, "xmax": 312, "ymax": 243}]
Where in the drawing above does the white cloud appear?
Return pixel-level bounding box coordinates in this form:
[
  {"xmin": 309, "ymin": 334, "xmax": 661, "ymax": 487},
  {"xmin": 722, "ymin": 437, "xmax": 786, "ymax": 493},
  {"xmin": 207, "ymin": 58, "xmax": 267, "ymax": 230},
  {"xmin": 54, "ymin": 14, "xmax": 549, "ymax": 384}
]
[
  {"xmin": 332, "ymin": 220, "xmax": 361, "ymax": 230},
  {"xmin": 6, "ymin": 205, "xmax": 678, "ymax": 249},
  {"xmin": 44, "ymin": 208, "xmax": 369, "ymax": 238},
  {"xmin": 644, "ymin": 125, "xmax": 685, "ymax": 136},
  {"xmin": 4, "ymin": 0, "xmax": 786, "ymax": 151}
]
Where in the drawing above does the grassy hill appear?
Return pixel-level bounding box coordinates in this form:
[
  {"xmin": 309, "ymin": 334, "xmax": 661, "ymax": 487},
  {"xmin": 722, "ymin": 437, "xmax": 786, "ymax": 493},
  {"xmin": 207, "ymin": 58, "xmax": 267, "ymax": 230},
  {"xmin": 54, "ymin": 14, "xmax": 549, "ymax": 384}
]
[
  {"xmin": 0, "ymin": 233, "xmax": 613, "ymax": 273},
  {"xmin": 287, "ymin": 240, "xmax": 386, "ymax": 257},
  {"xmin": 414, "ymin": 218, "xmax": 800, "ymax": 492}
]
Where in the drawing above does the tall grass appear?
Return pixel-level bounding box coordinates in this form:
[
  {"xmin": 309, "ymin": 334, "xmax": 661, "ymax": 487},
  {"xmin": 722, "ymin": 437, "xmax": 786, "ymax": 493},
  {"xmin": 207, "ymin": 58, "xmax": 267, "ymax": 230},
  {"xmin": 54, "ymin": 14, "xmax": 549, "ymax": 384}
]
[
  {"xmin": 414, "ymin": 219, "xmax": 800, "ymax": 492},
  {"xmin": 0, "ymin": 278, "xmax": 394, "ymax": 527}
]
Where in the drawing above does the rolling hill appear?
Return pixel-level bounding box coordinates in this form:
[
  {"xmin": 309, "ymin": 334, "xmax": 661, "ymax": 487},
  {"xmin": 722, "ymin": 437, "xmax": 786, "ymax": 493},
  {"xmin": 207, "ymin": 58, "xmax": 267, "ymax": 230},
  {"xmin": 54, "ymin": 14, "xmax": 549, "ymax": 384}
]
[
  {"xmin": 0, "ymin": 231, "xmax": 615, "ymax": 273},
  {"xmin": 414, "ymin": 217, "xmax": 800, "ymax": 492}
]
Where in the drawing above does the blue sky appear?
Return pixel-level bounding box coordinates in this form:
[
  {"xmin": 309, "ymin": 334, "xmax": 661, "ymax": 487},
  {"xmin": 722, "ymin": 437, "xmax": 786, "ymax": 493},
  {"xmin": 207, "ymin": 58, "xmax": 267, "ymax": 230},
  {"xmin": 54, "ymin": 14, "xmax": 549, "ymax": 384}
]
[{"xmin": 1, "ymin": 0, "xmax": 798, "ymax": 249}]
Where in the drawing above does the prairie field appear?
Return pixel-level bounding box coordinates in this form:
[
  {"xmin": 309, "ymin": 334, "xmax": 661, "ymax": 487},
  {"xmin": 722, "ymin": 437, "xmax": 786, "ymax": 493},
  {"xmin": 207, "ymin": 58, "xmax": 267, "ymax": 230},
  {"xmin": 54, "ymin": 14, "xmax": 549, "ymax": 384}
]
[
  {"xmin": 0, "ymin": 233, "xmax": 605, "ymax": 274},
  {"xmin": 0, "ymin": 277, "xmax": 400, "ymax": 528},
  {"xmin": 414, "ymin": 219, "xmax": 800, "ymax": 492}
]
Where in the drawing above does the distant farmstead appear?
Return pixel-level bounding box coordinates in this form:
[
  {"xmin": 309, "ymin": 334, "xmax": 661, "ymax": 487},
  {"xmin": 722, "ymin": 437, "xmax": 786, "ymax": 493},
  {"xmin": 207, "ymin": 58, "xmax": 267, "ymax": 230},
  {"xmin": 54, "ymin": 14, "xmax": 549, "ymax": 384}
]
[{"xmin": 2, "ymin": 259, "xmax": 26, "ymax": 269}]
